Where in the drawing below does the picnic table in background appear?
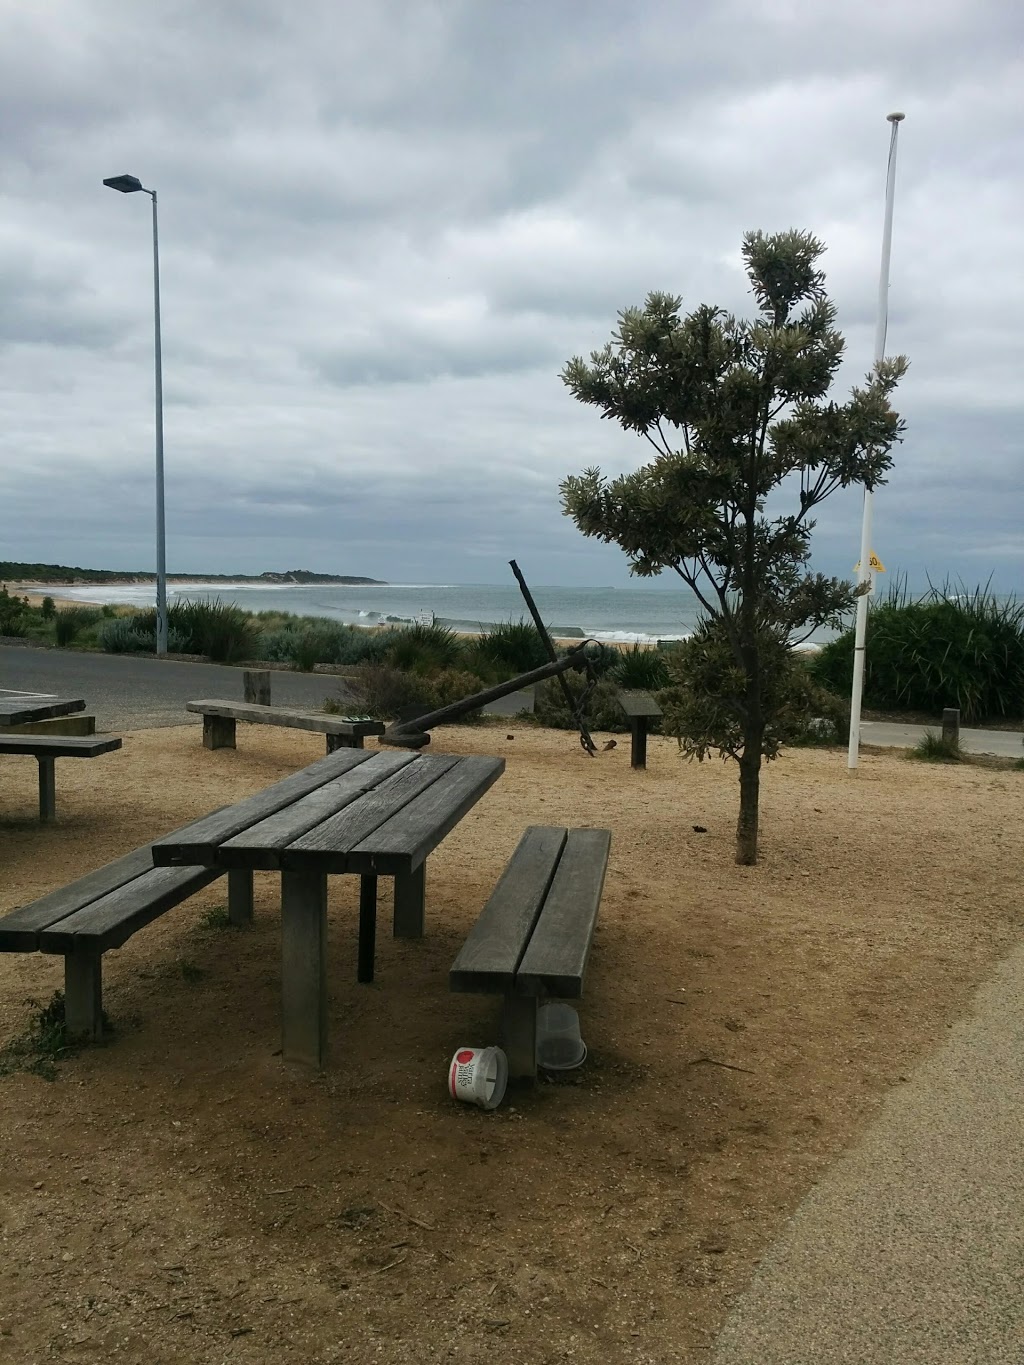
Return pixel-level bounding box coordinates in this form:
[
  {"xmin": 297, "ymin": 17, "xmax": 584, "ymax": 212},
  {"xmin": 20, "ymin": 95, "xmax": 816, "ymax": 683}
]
[{"xmin": 0, "ymin": 695, "xmax": 87, "ymax": 725}]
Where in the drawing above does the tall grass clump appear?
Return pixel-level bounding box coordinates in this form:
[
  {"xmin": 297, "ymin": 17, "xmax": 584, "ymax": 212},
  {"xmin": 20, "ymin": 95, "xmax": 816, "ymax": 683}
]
[
  {"xmin": 463, "ymin": 619, "xmax": 549, "ymax": 680},
  {"xmin": 909, "ymin": 730, "xmax": 963, "ymax": 763},
  {"xmin": 610, "ymin": 643, "xmax": 671, "ymax": 691},
  {"xmin": 384, "ymin": 622, "xmax": 463, "ymax": 675},
  {"xmin": 98, "ymin": 618, "xmax": 152, "ymax": 653},
  {"xmin": 53, "ymin": 606, "xmax": 100, "ymax": 646},
  {"xmin": 809, "ymin": 578, "xmax": 1024, "ymax": 724}
]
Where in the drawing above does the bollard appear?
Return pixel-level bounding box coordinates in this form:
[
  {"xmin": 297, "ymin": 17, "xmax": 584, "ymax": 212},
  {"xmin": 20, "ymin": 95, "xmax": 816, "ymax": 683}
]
[
  {"xmin": 244, "ymin": 670, "xmax": 271, "ymax": 706},
  {"xmin": 942, "ymin": 707, "xmax": 960, "ymax": 748}
]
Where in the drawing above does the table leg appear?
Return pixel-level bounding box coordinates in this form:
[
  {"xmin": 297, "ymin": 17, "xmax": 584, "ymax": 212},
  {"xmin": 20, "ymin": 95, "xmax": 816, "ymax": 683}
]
[
  {"xmin": 502, "ymin": 995, "xmax": 538, "ymax": 1079},
  {"xmin": 228, "ymin": 869, "xmax": 254, "ymax": 926},
  {"xmin": 280, "ymin": 867, "xmax": 328, "ymax": 1068},
  {"xmin": 358, "ymin": 875, "xmax": 378, "ymax": 983},
  {"xmin": 393, "ymin": 862, "xmax": 426, "ymax": 939},
  {"xmin": 203, "ymin": 715, "xmax": 236, "ymax": 750},
  {"xmin": 630, "ymin": 718, "xmax": 648, "ymax": 770},
  {"xmin": 64, "ymin": 952, "xmax": 103, "ymax": 1040},
  {"xmin": 37, "ymin": 757, "xmax": 56, "ymax": 821}
]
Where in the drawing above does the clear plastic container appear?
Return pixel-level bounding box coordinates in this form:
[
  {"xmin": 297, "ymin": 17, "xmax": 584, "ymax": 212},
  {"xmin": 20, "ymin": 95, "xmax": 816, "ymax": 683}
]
[{"xmin": 537, "ymin": 1002, "xmax": 587, "ymax": 1070}]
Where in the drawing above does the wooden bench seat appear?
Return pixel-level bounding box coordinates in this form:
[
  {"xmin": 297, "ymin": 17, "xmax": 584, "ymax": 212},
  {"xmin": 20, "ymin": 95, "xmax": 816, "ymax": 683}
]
[
  {"xmin": 0, "ymin": 734, "xmax": 122, "ymax": 821},
  {"xmin": 450, "ymin": 826, "xmax": 611, "ymax": 1079},
  {"xmin": 616, "ymin": 689, "xmax": 663, "ymax": 769},
  {"xmin": 186, "ymin": 700, "xmax": 385, "ymax": 753},
  {"xmin": 0, "ymin": 835, "xmax": 250, "ymax": 1040}
]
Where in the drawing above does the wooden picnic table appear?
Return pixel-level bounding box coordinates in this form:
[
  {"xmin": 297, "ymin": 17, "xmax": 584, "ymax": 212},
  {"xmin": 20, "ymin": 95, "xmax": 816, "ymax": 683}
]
[
  {"xmin": 151, "ymin": 747, "xmax": 505, "ymax": 1068},
  {"xmin": 0, "ymin": 695, "xmax": 87, "ymax": 726}
]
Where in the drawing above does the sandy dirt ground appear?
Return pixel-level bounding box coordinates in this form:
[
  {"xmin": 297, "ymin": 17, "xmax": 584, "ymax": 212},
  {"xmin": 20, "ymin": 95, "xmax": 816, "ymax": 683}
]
[{"xmin": 1, "ymin": 720, "xmax": 1022, "ymax": 1364}]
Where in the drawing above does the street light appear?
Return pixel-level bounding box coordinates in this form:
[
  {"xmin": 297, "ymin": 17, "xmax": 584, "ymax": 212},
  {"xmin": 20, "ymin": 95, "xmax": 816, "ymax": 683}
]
[{"xmin": 103, "ymin": 172, "xmax": 168, "ymax": 656}]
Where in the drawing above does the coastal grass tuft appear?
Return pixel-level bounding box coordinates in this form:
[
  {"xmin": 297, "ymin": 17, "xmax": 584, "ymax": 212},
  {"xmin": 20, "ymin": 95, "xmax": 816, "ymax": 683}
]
[
  {"xmin": 0, "ymin": 992, "xmax": 101, "ymax": 1081},
  {"xmin": 908, "ymin": 730, "xmax": 963, "ymax": 763}
]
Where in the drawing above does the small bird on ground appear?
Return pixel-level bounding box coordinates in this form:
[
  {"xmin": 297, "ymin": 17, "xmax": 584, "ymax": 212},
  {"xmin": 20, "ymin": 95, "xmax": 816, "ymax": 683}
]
[
  {"xmin": 602, "ymin": 739, "xmax": 617, "ymax": 751},
  {"xmin": 692, "ymin": 825, "xmax": 708, "ymax": 833},
  {"xmin": 505, "ymin": 734, "xmax": 514, "ymax": 741}
]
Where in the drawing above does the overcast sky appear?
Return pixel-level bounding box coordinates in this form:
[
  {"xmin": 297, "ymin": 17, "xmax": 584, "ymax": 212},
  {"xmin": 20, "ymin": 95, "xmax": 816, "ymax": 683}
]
[{"xmin": 1, "ymin": 0, "xmax": 1021, "ymax": 591}]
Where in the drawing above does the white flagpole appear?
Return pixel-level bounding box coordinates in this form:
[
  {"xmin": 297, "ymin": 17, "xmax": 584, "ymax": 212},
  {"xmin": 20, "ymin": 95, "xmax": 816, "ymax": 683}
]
[{"xmin": 848, "ymin": 111, "xmax": 905, "ymax": 770}]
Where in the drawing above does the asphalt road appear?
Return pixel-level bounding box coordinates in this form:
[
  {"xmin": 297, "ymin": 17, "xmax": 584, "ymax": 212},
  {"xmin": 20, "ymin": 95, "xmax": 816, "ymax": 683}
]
[{"xmin": 0, "ymin": 644, "xmax": 531, "ymax": 730}]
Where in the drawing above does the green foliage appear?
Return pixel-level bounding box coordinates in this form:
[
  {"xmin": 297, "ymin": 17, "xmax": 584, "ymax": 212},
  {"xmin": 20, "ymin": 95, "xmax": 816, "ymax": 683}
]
[
  {"xmin": 534, "ymin": 675, "xmax": 631, "ymax": 733},
  {"xmin": 809, "ymin": 580, "xmax": 1024, "ymax": 724},
  {"xmin": 0, "ymin": 587, "xmax": 30, "ymax": 636},
  {"xmin": 560, "ymin": 228, "xmax": 907, "ymax": 862},
  {"xmin": 201, "ymin": 906, "xmax": 231, "ymax": 930},
  {"xmin": 40, "ymin": 596, "xmax": 56, "ymax": 620},
  {"xmin": 659, "ymin": 619, "xmax": 848, "ymax": 759},
  {"xmin": 463, "ymin": 619, "xmax": 549, "ymax": 680},
  {"xmin": 54, "ymin": 606, "xmax": 91, "ymax": 646},
  {"xmin": 610, "ymin": 643, "xmax": 671, "ymax": 691},
  {"xmin": 383, "ymin": 622, "xmax": 463, "ymax": 675},
  {"xmin": 0, "ymin": 992, "xmax": 95, "ymax": 1080},
  {"xmin": 348, "ymin": 664, "xmax": 439, "ymax": 721},
  {"xmin": 98, "ymin": 618, "xmax": 152, "ymax": 653},
  {"xmin": 909, "ymin": 731, "xmax": 963, "ymax": 763}
]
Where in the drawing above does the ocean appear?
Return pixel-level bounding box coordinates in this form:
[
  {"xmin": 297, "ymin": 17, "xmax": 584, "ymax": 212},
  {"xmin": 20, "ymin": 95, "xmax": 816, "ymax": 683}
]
[{"xmin": 53, "ymin": 580, "xmax": 845, "ymax": 646}]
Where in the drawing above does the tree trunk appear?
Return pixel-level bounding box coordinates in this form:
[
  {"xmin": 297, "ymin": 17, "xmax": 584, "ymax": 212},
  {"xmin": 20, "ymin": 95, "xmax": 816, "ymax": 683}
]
[{"xmin": 735, "ymin": 744, "xmax": 761, "ymax": 865}]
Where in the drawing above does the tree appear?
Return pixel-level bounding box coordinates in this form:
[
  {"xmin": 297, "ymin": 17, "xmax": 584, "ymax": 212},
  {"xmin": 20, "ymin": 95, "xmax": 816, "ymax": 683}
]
[{"xmin": 560, "ymin": 229, "xmax": 908, "ymax": 864}]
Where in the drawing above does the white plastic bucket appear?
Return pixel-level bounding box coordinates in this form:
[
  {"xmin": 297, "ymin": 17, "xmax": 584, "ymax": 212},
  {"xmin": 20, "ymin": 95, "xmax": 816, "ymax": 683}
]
[{"xmin": 448, "ymin": 1046, "xmax": 508, "ymax": 1110}]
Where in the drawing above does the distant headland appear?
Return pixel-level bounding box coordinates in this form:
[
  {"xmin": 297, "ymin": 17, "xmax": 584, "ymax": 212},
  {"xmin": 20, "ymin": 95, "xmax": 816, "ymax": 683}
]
[{"xmin": 0, "ymin": 562, "xmax": 386, "ymax": 587}]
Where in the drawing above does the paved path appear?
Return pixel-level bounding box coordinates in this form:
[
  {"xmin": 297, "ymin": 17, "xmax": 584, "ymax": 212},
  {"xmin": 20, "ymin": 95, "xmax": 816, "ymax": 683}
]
[
  {"xmin": 0, "ymin": 645, "xmax": 531, "ymax": 730},
  {"xmin": 861, "ymin": 719, "xmax": 1023, "ymax": 759},
  {"xmin": 711, "ymin": 944, "xmax": 1024, "ymax": 1363}
]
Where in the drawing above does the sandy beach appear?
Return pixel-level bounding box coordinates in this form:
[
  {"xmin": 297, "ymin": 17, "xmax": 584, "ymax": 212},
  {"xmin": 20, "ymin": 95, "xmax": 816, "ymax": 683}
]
[{"xmin": 1, "ymin": 719, "xmax": 1021, "ymax": 1362}]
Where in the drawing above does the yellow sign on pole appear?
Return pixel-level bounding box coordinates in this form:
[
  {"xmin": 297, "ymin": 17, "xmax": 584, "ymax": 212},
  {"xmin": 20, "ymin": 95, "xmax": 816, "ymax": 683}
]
[{"xmin": 853, "ymin": 551, "xmax": 886, "ymax": 574}]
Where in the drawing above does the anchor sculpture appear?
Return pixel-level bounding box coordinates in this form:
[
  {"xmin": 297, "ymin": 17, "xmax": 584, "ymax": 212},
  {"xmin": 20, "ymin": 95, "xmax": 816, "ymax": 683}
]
[{"xmin": 379, "ymin": 559, "xmax": 601, "ymax": 755}]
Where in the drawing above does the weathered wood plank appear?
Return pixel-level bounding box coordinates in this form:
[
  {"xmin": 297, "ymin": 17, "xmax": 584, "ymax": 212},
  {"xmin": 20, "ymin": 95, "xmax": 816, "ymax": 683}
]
[
  {"xmin": 0, "ymin": 697, "xmax": 86, "ymax": 725},
  {"xmin": 186, "ymin": 700, "xmax": 385, "ymax": 739},
  {"xmin": 502, "ymin": 995, "xmax": 539, "ymax": 1079},
  {"xmin": 281, "ymin": 755, "xmax": 460, "ymax": 872},
  {"xmin": 393, "ymin": 862, "xmax": 426, "ymax": 939},
  {"xmin": 345, "ymin": 756, "xmax": 506, "ymax": 876},
  {"xmin": 0, "ymin": 845, "xmax": 158, "ymax": 949},
  {"xmin": 217, "ymin": 751, "xmax": 416, "ymax": 869},
  {"xmin": 449, "ymin": 827, "xmax": 567, "ymax": 993},
  {"xmin": 617, "ymin": 690, "xmax": 663, "ymax": 719},
  {"xmin": 515, "ymin": 828, "xmax": 611, "ymax": 998},
  {"xmin": 0, "ymin": 735, "xmax": 122, "ymax": 757},
  {"xmin": 151, "ymin": 748, "xmax": 374, "ymax": 865},
  {"xmin": 228, "ymin": 869, "xmax": 254, "ymax": 926},
  {"xmin": 64, "ymin": 953, "xmax": 103, "ymax": 1039},
  {"xmin": 281, "ymin": 867, "xmax": 328, "ymax": 1068},
  {"xmin": 37, "ymin": 866, "xmax": 224, "ymax": 954}
]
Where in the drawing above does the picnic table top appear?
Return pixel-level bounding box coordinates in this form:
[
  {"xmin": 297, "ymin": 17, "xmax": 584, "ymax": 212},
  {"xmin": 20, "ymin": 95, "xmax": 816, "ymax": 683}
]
[
  {"xmin": 0, "ymin": 695, "xmax": 87, "ymax": 725},
  {"xmin": 152, "ymin": 748, "xmax": 505, "ymax": 877}
]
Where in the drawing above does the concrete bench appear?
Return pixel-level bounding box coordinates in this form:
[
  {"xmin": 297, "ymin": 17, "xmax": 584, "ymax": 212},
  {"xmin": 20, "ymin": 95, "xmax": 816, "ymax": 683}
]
[
  {"xmin": 0, "ymin": 735, "xmax": 122, "ymax": 821},
  {"xmin": 186, "ymin": 700, "xmax": 385, "ymax": 753},
  {"xmin": 449, "ymin": 826, "xmax": 611, "ymax": 1079},
  {"xmin": 0, "ymin": 837, "xmax": 251, "ymax": 1040},
  {"xmin": 616, "ymin": 689, "xmax": 663, "ymax": 769}
]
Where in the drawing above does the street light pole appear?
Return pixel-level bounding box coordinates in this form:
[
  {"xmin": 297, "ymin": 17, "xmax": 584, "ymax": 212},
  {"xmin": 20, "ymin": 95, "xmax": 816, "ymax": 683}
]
[
  {"xmin": 847, "ymin": 112, "xmax": 904, "ymax": 770},
  {"xmin": 103, "ymin": 173, "xmax": 168, "ymax": 656}
]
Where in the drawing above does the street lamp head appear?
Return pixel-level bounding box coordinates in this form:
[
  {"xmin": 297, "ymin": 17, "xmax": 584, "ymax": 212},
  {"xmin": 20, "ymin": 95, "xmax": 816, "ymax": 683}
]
[
  {"xmin": 103, "ymin": 173, "xmax": 145, "ymax": 194},
  {"xmin": 886, "ymin": 111, "xmax": 905, "ymax": 124}
]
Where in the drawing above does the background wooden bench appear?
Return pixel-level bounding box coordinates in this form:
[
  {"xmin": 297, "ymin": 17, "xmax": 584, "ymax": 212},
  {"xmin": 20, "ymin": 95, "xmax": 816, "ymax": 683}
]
[
  {"xmin": 616, "ymin": 690, "xmax": 663, "ymax": 769},
  {"xmin": 186, "ymin": 700, "xmax": 385, "ymax": 753},
  {"xmin": 0, "ymin": 837, "xmax": 249, "ymax": 1039},
  {"xmin": 0, "ymin": 734, "xmax": 122, "ymax": 821},
  {"xmin": 450, "ymin": 826, "xmax": 611, "ymax": 1079}
]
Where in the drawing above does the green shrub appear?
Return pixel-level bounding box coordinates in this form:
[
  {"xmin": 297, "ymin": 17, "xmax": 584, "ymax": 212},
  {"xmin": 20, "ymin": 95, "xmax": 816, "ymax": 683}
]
[
  {"xmin": 466, "ymin": 619, "xmax": 549, "ymax": 679},
  {"xmin": 348, "ymin": 664, "xmax": 438, "ymax": 721},
  {"xmin": 384, "ymin": 622, "xmax": 463, "ymax": 675},
  {"xmin": 428, "ymin": 668, "xmax": 487, "ymax": 719},
  {"xmin": 610, "ymin": 643, "xmax": 671, "ymax": 691},
  {"xmin": 909, "ymin": 731, "xmax": 963, "ymax": 763},
  {"xmin": 98, "ymin": 618, "xmax": 152, "ymax": 653},
  {"xmin": 54, "ymin": 607, "xmax": 91, "ymax": 646},
  {"xmin": 534, "ymin": 674, "xmax": 630, "ymax": 733},
  {"xmin": 809, "ymin": 580, "xmax": 1024, "ymax": 724},
  {"xmin": 41, "ymin": 596, "xmax": 56, "ymax": 620}
]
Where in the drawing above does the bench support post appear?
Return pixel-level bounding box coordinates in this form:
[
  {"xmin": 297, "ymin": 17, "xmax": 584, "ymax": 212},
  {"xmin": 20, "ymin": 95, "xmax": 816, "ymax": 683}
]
[
  {"xmin": 502, "ymin": 995, "xmax": 538, "ymax": 1080},
  {"xmin": 326, "ymin": 733, "xmax": 363, "ymax": 752},
  {"xmin": 280, "ymin": 868, "xmax": 328, "ymax": 1069},
  {"xmin": 358, "ymin": 875, "xmax": 377, "ymax": 983},
  {"xmin": 64, "ymin": 952, "xmax": 103, "ymax": 1040},
  {"xmin": 227, "ymin": 869, "xmax": 254, "ymax": 926},
  {"xmin": 243, "ymin": 670, "xmax": 271, "ymax": 706},
  {"xmin": 629, "ymin": 718, "xmax": 648, "ymax": 770},
  {"xmin": 37, "ymin": 757, "xmax": 57, "ymax": 821},
  {"xmin": 393, "ymin": 863, "xmax": 426, "ymax": 939},
  {"xmin": 203, "ymin": 714, "xmax": 236, "ymax": 750}
]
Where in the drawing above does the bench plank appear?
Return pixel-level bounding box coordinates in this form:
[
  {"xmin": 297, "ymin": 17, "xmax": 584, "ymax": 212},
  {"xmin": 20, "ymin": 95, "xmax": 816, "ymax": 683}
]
[
  {"xmin": 0, "ymin": 697, "xmax": 87, "ymax": 725},
  {"xmin": 0, "ymin": 845, "xmax": 158, "ymax": 949},
  {"xmin": 151, "ymin": 748, "xmax": 374, "ymax": 865},
  {"xmin": 0, "ymin": 735, "xmax": 122, "ymax": 757},
  {"xmin": 218, "ymin": 750, "xmax": 417, "ymax": 869},
  {"xmin": 449, "ymin": 827, "xmax": 567, "ymax": 992},
  {"xmin": 343, "ymin": 756, "xmax": 506, "ymax": 876},
  {"xmin": 282, "ymin": 756, "xmax": 459, "ymax": 872},
  {"xmin": 515, "ymin": 829, "xmax": 612, "ymax": 998},
  {"xmin": 38, "ymin": 866, "xmax": 223, "ymax": 954},
  {"xmin": 186, "ymin": 700, "xmax": 385, "ymax": 739}
]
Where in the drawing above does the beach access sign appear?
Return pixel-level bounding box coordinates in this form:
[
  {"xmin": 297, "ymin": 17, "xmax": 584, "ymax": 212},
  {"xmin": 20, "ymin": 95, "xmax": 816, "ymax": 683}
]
[{"xmin": 853, "ymin": 551, "xmax": 886, "ymax": 573}]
